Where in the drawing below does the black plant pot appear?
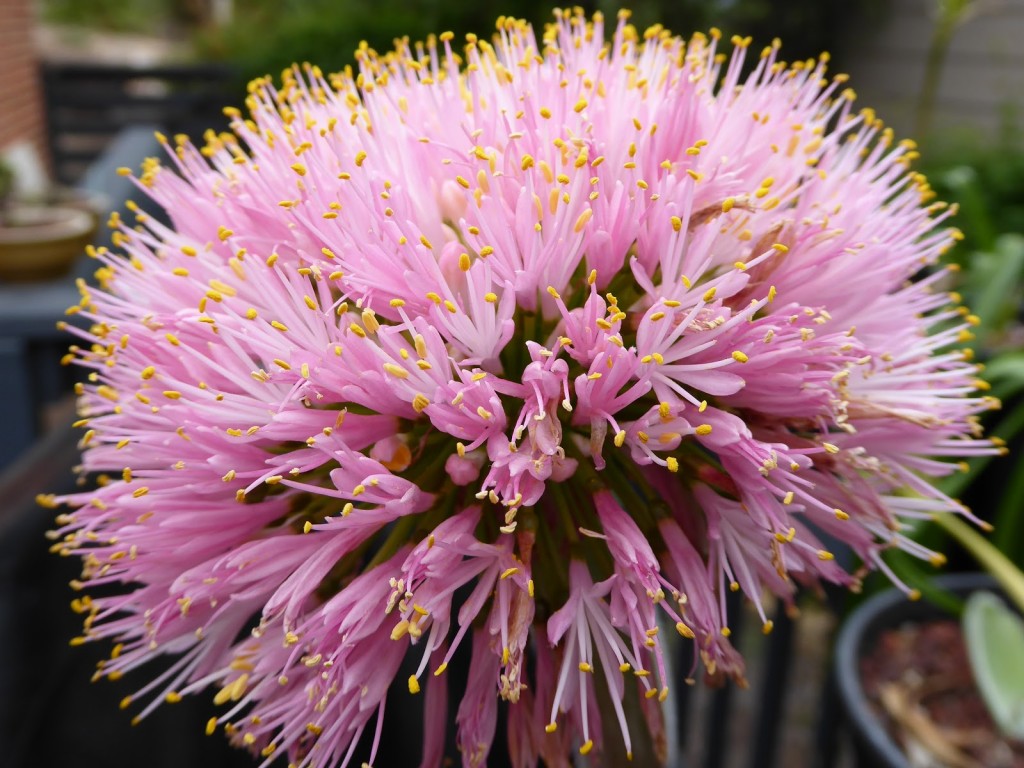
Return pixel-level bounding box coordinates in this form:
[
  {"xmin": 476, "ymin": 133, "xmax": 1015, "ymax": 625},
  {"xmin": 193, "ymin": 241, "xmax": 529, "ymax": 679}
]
[{"xmin": 833, "ymin": 572, "xmax": 999, "ymax": 768}]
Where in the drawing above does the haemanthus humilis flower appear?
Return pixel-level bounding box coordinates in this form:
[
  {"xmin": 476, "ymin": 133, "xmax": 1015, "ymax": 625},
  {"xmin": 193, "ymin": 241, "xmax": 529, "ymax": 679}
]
[{"xmin": 46, "ymin": 9, "xmax": 1001, "ymax": 767}]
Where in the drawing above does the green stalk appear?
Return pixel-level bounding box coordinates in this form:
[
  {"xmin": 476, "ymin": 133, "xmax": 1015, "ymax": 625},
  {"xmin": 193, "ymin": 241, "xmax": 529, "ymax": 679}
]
[
  {"xmin": 364, "ymin": 512, "xmax": 421, "ymax": 570},
  {"xmin": 932, "ymin": 511, "xmax": 1024, "ymax": 613},
  {"xmin": 914, "ymin": 0, "xmax": 976, "ymax": 141}
]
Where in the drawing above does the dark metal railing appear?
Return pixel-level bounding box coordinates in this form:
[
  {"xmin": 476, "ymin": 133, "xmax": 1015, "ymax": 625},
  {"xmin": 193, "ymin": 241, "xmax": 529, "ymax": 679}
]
[{"xmin": 41, "ymin": 62, "xmax": 237, "ymax": 185}]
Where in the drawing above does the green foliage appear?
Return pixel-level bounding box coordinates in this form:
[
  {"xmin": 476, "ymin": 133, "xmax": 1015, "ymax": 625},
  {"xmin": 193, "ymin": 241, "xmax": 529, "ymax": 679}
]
[
  {"xmin": 963, "ymin": 592, "xmax": 1024, "ymax": 739},
  {"xmin": 929, "ymin": 137, "xmax": 1024, "ymax": 564},
  {"xmin": 192, "ymin": 0, "xmax": 555, "ymax": 90},
  {"xmin": 876, "ymin": 134, "xmax": 1024, "ymax": 604},
  {"xmin": 192, "ymin": 0, "xmax": 869, "ymax": 93},
  {"xmin": 39, "ymin": 0, "xmax": 175, "ymax": 34}
]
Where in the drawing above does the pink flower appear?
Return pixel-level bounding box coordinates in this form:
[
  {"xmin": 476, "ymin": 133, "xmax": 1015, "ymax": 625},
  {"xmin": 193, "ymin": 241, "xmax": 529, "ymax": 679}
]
[{"xmin": 50, "ymin": 8, "xmax": 1000, "ymax": 767}]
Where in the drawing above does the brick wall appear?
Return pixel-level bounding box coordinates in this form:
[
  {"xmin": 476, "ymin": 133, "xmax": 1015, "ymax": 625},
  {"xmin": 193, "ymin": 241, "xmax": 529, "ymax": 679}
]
[{"xmin": 0, "ymin": 0, "xmax": 48, "ymax": 166}]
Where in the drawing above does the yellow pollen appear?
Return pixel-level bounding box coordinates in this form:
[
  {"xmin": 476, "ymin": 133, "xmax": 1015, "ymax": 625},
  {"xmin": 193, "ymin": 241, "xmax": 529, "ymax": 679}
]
[
  {"xmin": 574, "ymin": 209, "xmax": 593, "ymax": 232},
  {"xmin": 732, "ymin": 350, "xmax": 749, "ymax": 363},
  {"xmin": 695, "ymin": 424, "xmax": 713, "ymax": 436}
]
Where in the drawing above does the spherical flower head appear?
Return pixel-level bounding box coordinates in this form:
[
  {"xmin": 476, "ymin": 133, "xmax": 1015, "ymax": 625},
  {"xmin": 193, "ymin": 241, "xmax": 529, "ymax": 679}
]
[{"xmin": 49, "ymin": 9, "xmax": 1000, "ymax": 768}]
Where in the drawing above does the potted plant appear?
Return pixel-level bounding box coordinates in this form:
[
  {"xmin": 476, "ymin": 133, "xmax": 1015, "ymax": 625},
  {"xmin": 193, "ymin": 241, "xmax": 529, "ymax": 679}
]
[
  {"xmin": 0, "ymin": 157, "xmax": 98, "ymax": 283},
  {"xmin": 835, "ymin": 561, "xmax": 1024, "ymax": 767}
]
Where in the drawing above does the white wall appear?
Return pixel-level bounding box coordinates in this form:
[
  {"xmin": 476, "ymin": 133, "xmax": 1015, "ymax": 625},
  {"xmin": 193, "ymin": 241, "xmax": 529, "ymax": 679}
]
[{"xmin": 839, "ymin": 0, "xmax": 1024, "ymax": 142}]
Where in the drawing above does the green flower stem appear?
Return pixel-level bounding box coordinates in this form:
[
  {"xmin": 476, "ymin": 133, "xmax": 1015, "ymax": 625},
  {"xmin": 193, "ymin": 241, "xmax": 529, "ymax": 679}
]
[
  {"xmin": 933, "ymin": 511, "xmax": 1024, "ymax": 613},
  {"xmin": 364, "ymin": 512, "xmax": 421, "ymax": 570},
  {"xmin": 915, "ymin": 0, "xmax": 976, "ymax": 140}
]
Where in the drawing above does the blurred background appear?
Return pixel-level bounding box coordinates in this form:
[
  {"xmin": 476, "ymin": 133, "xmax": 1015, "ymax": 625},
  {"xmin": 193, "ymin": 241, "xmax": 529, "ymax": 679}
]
[{"xmin": 1, "ymin": 1, "xmax": 1022, "ymax": 767}]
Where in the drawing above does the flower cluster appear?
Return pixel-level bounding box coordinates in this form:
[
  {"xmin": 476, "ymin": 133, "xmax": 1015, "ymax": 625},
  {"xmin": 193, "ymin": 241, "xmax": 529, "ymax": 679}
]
[{"xmin": 48, "ymin": 9, "xmax": 999, "ymax": 767}]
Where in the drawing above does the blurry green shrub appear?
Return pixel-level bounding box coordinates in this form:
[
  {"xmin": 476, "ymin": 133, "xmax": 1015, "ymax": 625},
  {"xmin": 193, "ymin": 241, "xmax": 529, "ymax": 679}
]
[
  {"xmin": 39, "ymin": 0, "xmax": 175, "ymax": 34},
  {"xmin": 191, "ymin": 0, "xmax": 866, "ymax": 91},
  {"xmin": 874, "ymin": 131, "xmax": 1024, "ymax": 603}
]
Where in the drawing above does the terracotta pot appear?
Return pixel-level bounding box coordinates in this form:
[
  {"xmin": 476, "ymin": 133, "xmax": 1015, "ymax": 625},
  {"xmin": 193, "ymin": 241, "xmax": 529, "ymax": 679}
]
[{"xmin": 0, "ymin": 205, "xmax": 96, "ymax": 282}]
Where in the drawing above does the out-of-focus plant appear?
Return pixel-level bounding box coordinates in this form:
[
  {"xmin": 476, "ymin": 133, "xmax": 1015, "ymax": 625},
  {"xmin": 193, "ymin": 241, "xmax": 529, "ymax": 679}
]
[
  {"xmin": 963, "ymin": 591, "xmax": 1024, "ymax": 739},
  {"xmin": 0, "ymin": 159, "xmax": 13, "ymax": 226},
  {"xmin": 192, "ymin": 0, "xmax": 871, "ymax": 91},
  {"xmin": 38, "ymin": 0, "xmax": 176, "ymax": 35},
  {"xmin": 915, "ymin": 0, "xmax": 982, "ymax": 140},
  {"xmin": 931, "ymin": 139, "xmax": 1024, "ymax": 561},
  {"xmin": 877, "ymin": 134, "xmax": 1024, "ymax": 604}
]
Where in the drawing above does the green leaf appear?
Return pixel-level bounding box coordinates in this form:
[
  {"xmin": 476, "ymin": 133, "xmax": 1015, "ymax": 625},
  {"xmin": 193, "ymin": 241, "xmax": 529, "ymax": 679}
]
[
  {"xmin": 991, "ymin": 446, "xmax": 1024, "ymax": 562},
  {"xmin": 968, "ymin": 234, "xmax": 1024, "ymax": 345},
  {"xmin": 983, "ymin": 352, "xmax": 1024, "ymax": 391},
  {"xmin": 963, "ymin": 592, "xmax": 1024, "ymax": 740}
]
